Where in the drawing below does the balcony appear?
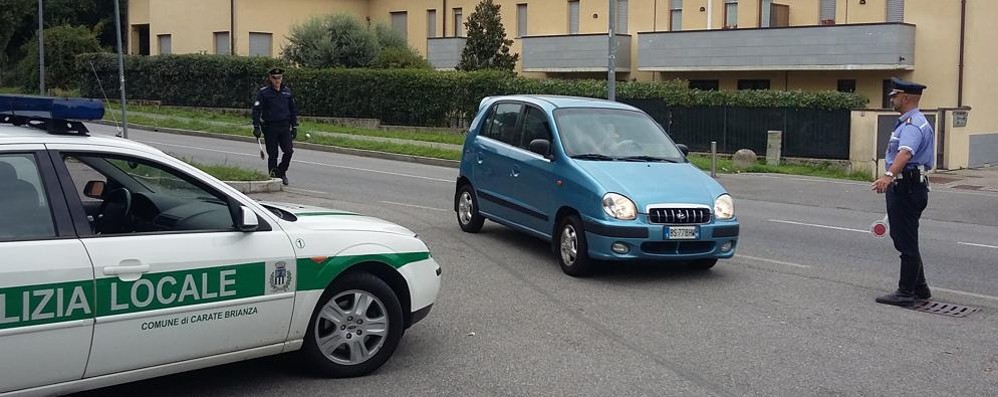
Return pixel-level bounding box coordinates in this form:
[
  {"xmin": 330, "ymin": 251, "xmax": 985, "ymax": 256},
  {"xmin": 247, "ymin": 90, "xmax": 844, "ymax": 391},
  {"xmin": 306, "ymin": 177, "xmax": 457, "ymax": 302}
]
[
  {"xmin": 638, "ymin": 23, "xmax": 915, "ymax": 71},
  {"xmin": 521, "ymin": 34, "xmax": 630, "ymax": 73},
  {"xmin": 427, "ymin": 37, "xmax": 466, "ymax": 70}
]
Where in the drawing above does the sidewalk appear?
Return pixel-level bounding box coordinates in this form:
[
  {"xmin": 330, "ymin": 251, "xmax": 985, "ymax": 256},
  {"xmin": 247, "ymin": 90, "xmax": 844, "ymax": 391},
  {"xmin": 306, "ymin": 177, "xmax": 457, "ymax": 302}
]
[{"xmin": 930, "ymin": 166, "xmax": 998, "ymax": 192}]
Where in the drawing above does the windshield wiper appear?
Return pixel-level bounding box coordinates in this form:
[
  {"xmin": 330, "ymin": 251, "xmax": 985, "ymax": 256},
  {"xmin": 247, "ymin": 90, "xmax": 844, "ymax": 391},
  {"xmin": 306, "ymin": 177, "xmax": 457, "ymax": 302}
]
[
  {"xmin": 619, "ymin": 155, "xmax": 679, "ymax": 163},
  {"xmin": 570, "ymin": 153, "xmax": 616, "ymax": 161}
]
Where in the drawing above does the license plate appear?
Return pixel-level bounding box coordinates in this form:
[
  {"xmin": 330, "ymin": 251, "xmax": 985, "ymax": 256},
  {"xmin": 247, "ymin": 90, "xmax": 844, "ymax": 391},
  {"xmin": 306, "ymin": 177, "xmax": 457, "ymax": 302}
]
[{"xmin": 666, "ymin": 226, "xmax": 698, "ymax": 240}]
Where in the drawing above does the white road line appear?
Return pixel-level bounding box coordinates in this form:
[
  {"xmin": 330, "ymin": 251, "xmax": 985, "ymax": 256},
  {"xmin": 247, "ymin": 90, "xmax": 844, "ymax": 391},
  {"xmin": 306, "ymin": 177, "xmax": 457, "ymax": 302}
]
[
  {"xmin": 957, "ymin": 241, "xmax": 998, "ymax": 249},
  {"xmin": 381, "ymin": 201, "xmax": 449, "ymax": 212},
  {"xmin": 285, "ymin": 187, "xmax": 330, "ymax": 196},
  {"xmin": 739, "ymin": 174, "xmax": 998, "ymax": 197},
  {"xmin": 769, "ymin": 219, "xmax": 867, "ymax": 234},
  {"xmin": 734, "ymin": 254, "xmax": 812, "ymax": 269},
  {"xmin": 932, "ymin": 287, "xmax": 998, "ymax": 302},
  {"xmin": 143, "ymin": 140, "xmax": 453, "ymax": 183}
]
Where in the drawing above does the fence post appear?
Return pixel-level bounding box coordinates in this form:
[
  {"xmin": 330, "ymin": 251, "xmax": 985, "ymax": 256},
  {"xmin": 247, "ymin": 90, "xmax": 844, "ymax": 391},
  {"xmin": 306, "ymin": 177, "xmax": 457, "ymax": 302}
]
[
  {"xmin": 766, "ymin": 130, "xmax": 783, "ymax": 166},
  {"xmin": 710, "ymin": 141, "xmax": 717, "ymax": 178}
]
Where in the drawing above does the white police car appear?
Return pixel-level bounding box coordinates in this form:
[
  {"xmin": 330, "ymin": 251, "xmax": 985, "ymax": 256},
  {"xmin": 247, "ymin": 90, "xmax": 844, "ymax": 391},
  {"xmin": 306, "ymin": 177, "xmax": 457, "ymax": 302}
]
[{"xmin": 0, "ymin": 95, "xmax": 441, "ymax": 396}]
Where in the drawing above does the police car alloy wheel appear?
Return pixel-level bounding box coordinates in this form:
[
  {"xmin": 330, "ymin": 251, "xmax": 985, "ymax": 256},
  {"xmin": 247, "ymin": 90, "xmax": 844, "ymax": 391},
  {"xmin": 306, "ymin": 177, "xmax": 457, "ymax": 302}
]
[
  {"xmin": 456, "ymin": 184, "xmax": 485, "ymax": 233},
  {"xmin": 302, "ymin": 272, "xmax": 404, "ymax": 378},
  {"xmin": 558, "ymin": 215, "xmax": 594, "ymax": 277}
]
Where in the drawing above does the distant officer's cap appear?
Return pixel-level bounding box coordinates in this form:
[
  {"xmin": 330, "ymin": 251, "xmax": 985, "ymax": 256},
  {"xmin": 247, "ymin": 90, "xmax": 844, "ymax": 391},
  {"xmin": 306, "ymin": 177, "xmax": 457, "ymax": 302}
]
[
  {"xmin": 267, "ymin": 67, "xmax": 285, "ymax": 76},
  {"xmin": 889, "ymin": 77, "xmax": 926, "ymax": 96}
]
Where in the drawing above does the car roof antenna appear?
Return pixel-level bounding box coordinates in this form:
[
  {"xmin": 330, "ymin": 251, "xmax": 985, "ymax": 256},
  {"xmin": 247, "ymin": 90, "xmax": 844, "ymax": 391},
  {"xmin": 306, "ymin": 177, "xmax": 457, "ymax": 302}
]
[{"xmin": 88, "ymin": 60, "xmax": 124, "ymax": 138}]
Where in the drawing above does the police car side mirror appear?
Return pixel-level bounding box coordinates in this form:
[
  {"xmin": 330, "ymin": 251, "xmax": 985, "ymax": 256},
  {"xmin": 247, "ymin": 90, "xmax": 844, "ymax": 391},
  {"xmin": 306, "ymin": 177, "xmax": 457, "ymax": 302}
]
[
  {"xmin": 236, "ymin": 206, "xmax": 259, "ymax": 232},
  {"xmin": 676, "ymin": 144, "xmax": 690, "ymax": 157},
  {"xmin": 84, "ymin": 180, "xmax": 106, "ymax": 199}
]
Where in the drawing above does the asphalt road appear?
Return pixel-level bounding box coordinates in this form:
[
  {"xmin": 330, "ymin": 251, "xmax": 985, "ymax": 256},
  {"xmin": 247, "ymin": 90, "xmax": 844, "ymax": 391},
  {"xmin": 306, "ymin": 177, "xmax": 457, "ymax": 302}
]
[{"xmin": 75, "ymin": 124, "xmax": 998, "ymax": 396}]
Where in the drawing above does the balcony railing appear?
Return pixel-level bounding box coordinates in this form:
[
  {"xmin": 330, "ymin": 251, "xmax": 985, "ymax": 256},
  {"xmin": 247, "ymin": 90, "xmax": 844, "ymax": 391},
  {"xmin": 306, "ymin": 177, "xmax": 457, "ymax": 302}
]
[{"xmin": 521, "ymin": 34, "xmax": 631, "ymax": 72}]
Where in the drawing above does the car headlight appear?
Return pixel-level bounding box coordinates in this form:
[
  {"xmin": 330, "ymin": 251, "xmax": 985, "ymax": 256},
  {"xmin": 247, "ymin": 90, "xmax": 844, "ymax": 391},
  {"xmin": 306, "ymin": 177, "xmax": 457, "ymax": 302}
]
[
  {"xmin": 602, "ymin": 193, "xmax": 637, "ymax": 220},
  {"xmin": 714, "ymin": 194, "xmax": 735, "ymax": 220}
]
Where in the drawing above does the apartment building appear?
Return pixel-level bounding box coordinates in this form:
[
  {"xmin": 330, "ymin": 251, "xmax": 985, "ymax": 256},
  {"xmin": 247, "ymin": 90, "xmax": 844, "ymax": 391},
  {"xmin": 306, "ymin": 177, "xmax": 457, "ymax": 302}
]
[{"xmin": 129, "ymin": 0, "xmax": 996, "ymax": 168}]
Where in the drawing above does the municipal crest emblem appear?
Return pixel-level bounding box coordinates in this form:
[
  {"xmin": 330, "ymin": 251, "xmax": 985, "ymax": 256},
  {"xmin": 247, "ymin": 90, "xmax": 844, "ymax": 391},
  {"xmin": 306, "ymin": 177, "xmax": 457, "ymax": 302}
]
[{"xmin": 269, "ymin": 261, "xmax": 292, "ymax": 292}]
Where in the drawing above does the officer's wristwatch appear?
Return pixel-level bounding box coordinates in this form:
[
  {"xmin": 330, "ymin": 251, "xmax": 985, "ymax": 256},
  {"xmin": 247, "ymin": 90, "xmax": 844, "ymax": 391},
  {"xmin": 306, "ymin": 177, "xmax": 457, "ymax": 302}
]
[{"xmin": 884, "ymin": 170, "xmax": 895, "ymax": 178}]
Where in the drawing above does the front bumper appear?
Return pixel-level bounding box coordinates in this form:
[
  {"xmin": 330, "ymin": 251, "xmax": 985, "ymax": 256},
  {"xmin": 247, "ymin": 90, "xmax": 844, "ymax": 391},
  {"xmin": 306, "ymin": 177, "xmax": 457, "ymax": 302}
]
[{"xmin": 583, "ymin": 216, "xmax": 739, "ymax": 262}]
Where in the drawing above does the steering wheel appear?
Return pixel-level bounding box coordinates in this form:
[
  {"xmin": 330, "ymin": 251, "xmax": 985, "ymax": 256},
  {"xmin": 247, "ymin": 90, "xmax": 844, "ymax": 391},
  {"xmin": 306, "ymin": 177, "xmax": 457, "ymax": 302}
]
[
  {"xmin": 95, "ymin": 187, "xmax": 133, "ymax": 234},
  {"xmin": 608, "ymin": 139, "xmax": 639, "ymax": 154}
]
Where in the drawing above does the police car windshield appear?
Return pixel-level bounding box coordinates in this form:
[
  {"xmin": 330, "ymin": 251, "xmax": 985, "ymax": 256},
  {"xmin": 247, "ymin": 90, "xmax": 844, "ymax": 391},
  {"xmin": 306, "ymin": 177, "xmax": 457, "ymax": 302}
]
[
  {"xmin": 554, "ymin": 108, "xmax": 684, "ymax": 161},
  {"xmin": 106, "ymin": 159, "xmax": 208, "ymax": 199}
]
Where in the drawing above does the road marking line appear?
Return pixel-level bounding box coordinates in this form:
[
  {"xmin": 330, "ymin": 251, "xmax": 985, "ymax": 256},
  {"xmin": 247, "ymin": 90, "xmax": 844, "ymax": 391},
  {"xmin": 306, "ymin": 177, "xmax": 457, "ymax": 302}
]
[
  {"xmin": 381, "ymin": 201, "xmax": 449, "ymax": 212},
  {"xmin": 143, "ymin": 140, "xmax": 453, "ymax": 183},
  {"xmin": 769, "ymin": 219, "xmax": 867, "ymax": 234},
  {"xmin": 932, "ymin": 287, "xmax": 998, "ymax": 302},
  {"xmin": 734, "ymin": 254, "xmax": 812, "ymax": 269},
  {"xmin": 739, "ymin": 174, "xmax": 998, "ymax": 197},
  {"xmin": 285, "ymin": 188, "xmax": 329, "ymax": 195},
  {"xmin": 957, "ymin": 242, "xmax": 998, "ymax": 249}
]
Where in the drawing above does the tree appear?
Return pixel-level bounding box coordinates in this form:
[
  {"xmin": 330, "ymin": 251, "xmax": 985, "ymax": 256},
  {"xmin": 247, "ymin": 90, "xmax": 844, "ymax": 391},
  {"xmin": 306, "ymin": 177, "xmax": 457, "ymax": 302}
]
[
  {"xmin": 14, "ymin": 25, "xmax": 104, "ymax": 92},
  {"xmin": 282, "ymin": 13, "xmax": 378, "ymax": 68},
  {"xmin": 456, "ymin": 0, "xmax": 518, "ymax": 72}
]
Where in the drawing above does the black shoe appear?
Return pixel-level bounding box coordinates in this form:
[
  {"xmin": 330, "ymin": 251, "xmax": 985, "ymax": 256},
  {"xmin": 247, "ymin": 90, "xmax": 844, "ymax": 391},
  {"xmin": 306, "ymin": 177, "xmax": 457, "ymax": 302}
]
[
  {"xmin": 914, "ymin": 286, "xmax": 931, "ymax": 300},
  {"xmin": 281, "ymin": 174, "xmax": 289, "ymax": 186},
  {"xmin": 875, "ymin": 290, "xmax": 917, "ymax": 307}
]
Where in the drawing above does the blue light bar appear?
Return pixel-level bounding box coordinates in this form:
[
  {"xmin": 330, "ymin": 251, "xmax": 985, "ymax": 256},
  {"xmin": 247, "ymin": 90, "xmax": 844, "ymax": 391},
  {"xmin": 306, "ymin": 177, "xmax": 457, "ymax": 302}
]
[{"xmin": 0, "ymin": 94, "xmax": 105, "ymax": 121}]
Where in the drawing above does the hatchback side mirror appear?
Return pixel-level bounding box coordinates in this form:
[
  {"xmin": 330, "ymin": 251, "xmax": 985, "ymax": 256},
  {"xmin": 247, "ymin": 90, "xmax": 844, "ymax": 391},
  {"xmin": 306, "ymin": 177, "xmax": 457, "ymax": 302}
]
[
  {"xmin": 528, "ymin": 139, "xmax": 551, "ymax": 158},
  {"xmin": 676, "ymin": 144, "xmax": 690, "ymax": 156}
]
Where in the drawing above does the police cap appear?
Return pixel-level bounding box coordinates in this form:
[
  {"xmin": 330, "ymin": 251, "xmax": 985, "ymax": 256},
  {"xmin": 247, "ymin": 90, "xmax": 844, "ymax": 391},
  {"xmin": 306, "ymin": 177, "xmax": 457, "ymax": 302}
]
[
  {"xmin": 889, "ymin": 77, "xmax": 926, "ymax": 96},
  {"xmin": 267, "ymin": 67, "xmax": 285, "ymax": 76}
]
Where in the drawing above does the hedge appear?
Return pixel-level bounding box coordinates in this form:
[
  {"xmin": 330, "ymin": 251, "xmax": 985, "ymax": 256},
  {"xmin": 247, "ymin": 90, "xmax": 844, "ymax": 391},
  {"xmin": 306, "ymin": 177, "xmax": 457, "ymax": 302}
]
[{"xmin": 78, "ymin": 53, "xmax": 868, "ymax": 127}]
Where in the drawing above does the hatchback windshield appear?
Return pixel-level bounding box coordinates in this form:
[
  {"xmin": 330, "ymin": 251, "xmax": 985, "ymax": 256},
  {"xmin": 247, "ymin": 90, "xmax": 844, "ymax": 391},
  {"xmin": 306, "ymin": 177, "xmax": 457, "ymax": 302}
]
[{"xmin": 554, "ymin": 108, "xmax": 684, "ymax": 162}]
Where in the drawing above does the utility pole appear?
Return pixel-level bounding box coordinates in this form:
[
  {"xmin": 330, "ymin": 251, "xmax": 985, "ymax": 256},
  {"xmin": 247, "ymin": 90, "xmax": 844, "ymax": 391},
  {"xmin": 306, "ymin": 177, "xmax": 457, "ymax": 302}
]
[
  {"xmin": 114, "ymin": 0, "xmax": 129, "ymax": 138},
  {"xmin": 38, "ymin": 0, "xmax": 45, "ymax": 95},
  {"xmin": 607, "ymin": 0, "xmax": 617, "ymax": 101}
]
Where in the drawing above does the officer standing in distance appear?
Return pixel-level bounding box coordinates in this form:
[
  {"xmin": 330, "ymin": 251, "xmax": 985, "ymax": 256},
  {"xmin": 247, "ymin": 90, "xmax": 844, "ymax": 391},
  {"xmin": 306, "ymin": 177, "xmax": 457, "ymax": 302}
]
[
  {"xmin": 252, "ymin": 67, "xmax": 298, "ymax": 185},
  {"xmin": 872, "ymin": 77, "xmax": 935, "ymax": 307}
]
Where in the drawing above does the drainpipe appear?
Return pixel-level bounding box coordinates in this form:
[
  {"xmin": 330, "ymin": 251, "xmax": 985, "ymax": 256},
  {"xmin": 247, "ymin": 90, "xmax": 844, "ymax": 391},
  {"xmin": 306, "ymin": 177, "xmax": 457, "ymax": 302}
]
[
  {"xmin": 957, "ymin": 0, "xmax": 966, "ymax": 107},
  {"xmin": 230, "ymin": 0, "xmax": 236, "ymax": 55},
  {"xmin": 706, "ymin": 0, "xmax": 713, "ymax": 29},
  {"xmin": 443, "ymin": 0, "xmax": 448, "ymax": 37}
]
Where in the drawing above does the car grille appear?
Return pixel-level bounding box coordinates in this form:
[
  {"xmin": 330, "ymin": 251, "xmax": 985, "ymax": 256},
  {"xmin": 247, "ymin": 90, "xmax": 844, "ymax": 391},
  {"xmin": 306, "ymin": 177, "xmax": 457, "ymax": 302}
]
[
  {"xmin": 647, "ymin": 207, "xmax": 711, "ymax": 224},
  {"xmin": 641, "ymin": 241, "xmax": 716, "ymax": 255}
]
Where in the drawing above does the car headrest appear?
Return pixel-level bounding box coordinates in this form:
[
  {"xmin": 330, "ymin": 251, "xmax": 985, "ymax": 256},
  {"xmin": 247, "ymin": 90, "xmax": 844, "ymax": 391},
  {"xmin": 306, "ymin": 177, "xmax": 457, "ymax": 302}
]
[{"xmin": 0, "ymin": 161, "xmax": 17, "ymax": 182}]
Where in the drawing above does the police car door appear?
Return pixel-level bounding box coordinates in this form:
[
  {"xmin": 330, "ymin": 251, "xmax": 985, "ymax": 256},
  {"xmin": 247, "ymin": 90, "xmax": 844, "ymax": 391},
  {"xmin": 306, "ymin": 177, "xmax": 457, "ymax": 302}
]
[
  {"xmin": 48, "ymin": 145, "xmax": 297, "ymax": 377},
  {"xmin": 0, "ymin": 149, "xmax": 96, "ymax": 393}
]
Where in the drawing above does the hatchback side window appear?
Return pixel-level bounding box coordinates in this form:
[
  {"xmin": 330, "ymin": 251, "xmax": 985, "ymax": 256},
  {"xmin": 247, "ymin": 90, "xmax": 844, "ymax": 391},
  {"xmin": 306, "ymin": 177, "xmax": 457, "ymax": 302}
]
[
  {"xmin": 482, "ymin": 103, "xmax": 523, "ymax": 146},
  {"xmin": 61, "ymin": 153, "xmax": 238, "ymax": 235},
  {"xmin": 519, "ymin": 106, "xmax": 552, "ymax": 150},
  {"xmin": 0, "ymin": 153, "xmax": 56, "ymax": 240}
]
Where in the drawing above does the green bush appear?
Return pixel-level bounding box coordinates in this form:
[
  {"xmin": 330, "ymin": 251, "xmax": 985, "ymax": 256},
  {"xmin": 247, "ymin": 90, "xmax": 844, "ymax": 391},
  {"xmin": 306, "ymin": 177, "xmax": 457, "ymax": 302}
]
[
  {"xmin": 371, "ymin": 47, "xmax": 431, "ymax": 69},
  {"xmin": 282, "ymin": 13, "xmax": 378, "ymax": 68},
  {"xmin": 78, "ymin": 53, "xmax": 868, "ymax": 127},
  {"xmin": 17, "ymin": 25, "xmax": 104, "ymax": 92}
]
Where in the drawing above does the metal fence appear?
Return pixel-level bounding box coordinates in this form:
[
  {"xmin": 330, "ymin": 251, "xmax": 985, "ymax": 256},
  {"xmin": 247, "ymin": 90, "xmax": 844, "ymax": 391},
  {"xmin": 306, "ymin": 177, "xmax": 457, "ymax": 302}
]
[{"xmin": 621, "ymin": 99, "xmax": 852, "ymax": 160}]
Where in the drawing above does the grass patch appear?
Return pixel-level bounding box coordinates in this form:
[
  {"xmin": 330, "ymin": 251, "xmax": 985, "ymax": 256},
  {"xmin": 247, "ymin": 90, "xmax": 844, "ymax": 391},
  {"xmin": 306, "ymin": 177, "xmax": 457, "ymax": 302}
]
[
  {"xmin": 174, "ymin": 155, "xmax": 270, "ymax": 181},
  {"xmin": 106, "ymin": 104, "xmax": 465, "ymax": 145},
  {"xmin": 0, "ymin": 86, "xmax": 23, "ymax": 94},
  {"xmin": 688, "ymin": 154, "xmax": 872, "ymax": 181}
]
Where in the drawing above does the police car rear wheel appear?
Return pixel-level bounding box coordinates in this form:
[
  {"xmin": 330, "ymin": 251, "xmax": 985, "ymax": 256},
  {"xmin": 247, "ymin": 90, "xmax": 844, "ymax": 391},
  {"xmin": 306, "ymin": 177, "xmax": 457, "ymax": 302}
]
[
  {"xmin": 456, "ymin": 185, "xmax": 485, "ymax": 233},
  {"xmin": 302, "ymin": 272, "xmax": 404, "ymax": 378},
  {"xmin": 558, "ymin": 215, "xmax": 594, "ymax": 277}
]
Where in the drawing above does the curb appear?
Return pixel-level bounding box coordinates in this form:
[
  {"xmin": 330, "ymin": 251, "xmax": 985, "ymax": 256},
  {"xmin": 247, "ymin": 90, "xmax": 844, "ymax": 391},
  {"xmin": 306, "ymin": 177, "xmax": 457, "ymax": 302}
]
[
  {"xmin": 92, "ymin": 120, "xmax": 461, "ymax": 169},
  {"xmin": 224, "ymin": 178, "xmax": 284, "ymax": 194}
]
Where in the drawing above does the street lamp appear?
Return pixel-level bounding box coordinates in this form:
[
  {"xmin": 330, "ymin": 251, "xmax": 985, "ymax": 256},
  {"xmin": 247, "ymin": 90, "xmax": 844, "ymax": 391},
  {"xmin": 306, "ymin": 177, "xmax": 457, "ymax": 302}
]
[
  {"xmin": 113, "ymin": 0, "xmax": 129, "ymax": 139},
  {"xmin": 607, "ymin": 0, "xmax": 616, "ymax": 101},
  {"xmin": 38, "ymin": 0, "xmax": 44, "ymax": 95}
]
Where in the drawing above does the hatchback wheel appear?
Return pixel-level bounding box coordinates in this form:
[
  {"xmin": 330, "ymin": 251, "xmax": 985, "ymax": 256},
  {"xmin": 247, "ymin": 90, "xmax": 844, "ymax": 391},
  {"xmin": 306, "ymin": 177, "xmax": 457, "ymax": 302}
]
[
  {"xmin": 557, "ymin": 215, "xmax": 594, "ymax": 277},
  {"xmin": 456, "ymin": 184, "xmax": 485, "ymax": 233},
  {"xmin": 687, "ymin": 258, "xmax": 718, "ymax": 271},
  {"xmin": 301, "ymin": 272, "xmax": 404, "ymax": 378}
]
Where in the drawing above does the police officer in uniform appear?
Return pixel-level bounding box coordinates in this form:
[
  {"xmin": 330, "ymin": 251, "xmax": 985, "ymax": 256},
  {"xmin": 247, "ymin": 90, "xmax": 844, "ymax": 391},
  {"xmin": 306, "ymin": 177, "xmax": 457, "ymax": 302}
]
[
  {"xmin": 872, "ymin": 77, "xmax": 935, "ymax": 307},
  {"xmin": 252, "ymin": 67, "xmax": 298, "ymax": 185}
]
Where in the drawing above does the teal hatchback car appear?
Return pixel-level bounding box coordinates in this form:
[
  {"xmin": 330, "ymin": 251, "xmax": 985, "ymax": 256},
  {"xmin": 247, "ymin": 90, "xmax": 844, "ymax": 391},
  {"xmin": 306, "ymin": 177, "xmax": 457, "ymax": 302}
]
[{"xmin": 454, "ymin": 95, "xmax": 739, "ymax": 276}]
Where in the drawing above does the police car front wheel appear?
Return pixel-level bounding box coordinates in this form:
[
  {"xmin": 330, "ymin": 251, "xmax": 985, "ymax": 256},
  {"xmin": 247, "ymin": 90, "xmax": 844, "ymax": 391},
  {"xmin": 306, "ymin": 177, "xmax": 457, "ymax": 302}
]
[{"xmin": 302, "ymin": 272, "xmax": 404, "ymax": 378}]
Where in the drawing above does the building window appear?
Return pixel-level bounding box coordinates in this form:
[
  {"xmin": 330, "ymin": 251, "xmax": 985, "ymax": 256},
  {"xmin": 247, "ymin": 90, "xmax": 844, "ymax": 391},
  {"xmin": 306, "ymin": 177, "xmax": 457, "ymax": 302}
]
[
  {"xmin": 391, "ymin": 11, "xmax": 408, "ymax": 40},
  {"xmin": 616, "ymin": 0, "xmax": 628, "ymax": 34},
  {"xmin": 517, "ymin": 4, "xmax": 527, "ymax": 38},
  {"xmin": 738, "ymin": 79, "xmax": 770, "ymax": 90},
  {"xmin": 669, "ymin": 0, "xmax": 682, "ymax": 31},
  {"xmin": 886, "ymin": 0, "xmax": 904, "ymax": 22},
  {"xmin": 427, "ymin": 9, "xmax": 437, "ymax": 38},
  {"xmin": 689, "ymin": 80, "xmax": 720, "ymax": 91},
  {"xmin": 568, "ymin": 1, "xmax": 580, "ymax": 34},
  {"xmin": 759, "ymin": 0, "xmax": 772, "ymax": 28},
  {"xmin": 820, "ymin": 0, "xmax": 836, "ymax": 24},
  {"xmin": 157, "ymin": 34, "xmax": 171, "ymax": 55},
  {"xmin": 248, "ymin": 32, "xmax": 272, "ymax": 57},
  {"xmin": 837, "ymin": 79, "xmax": 856, "ymax": 93},
  {"xmin": 213, "ymin": 31, "xmax": 230, "ymax": 55},
  {"xmin": 453, "ymin": 8, "xmax": 463, "ymax": 37},
  {"xmin": 724, "ymin": 0, "xmax": 738, "ymax": 29}
]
